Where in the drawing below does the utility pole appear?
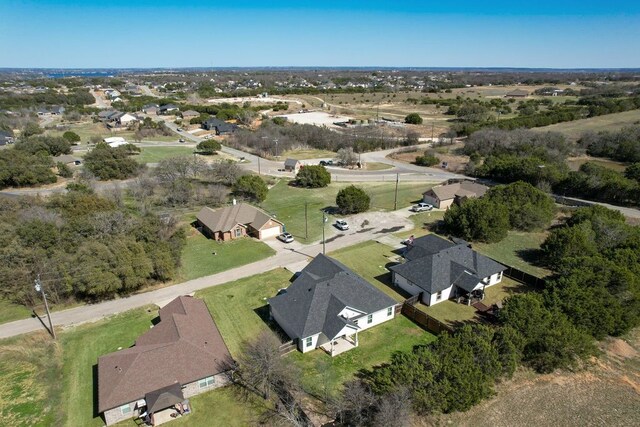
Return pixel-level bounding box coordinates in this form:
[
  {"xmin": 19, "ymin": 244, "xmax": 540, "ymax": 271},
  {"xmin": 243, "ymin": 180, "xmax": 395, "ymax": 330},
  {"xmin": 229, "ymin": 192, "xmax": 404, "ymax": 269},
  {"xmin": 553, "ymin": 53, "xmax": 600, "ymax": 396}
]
[
  {"xmin": 322, "ymin": 213, "xmax": 327, "ymax": 255},
  {"xmin": 34, "ymin": 275, "xmax": 56, "ymax": 339},
  {"xmin": 274, "ymin": 139, "xmax": 279, "ymax": 158},
  {"xmin": 257, "ymin": 156, "xmax": 261, "ymax": 175},
  {"xmin": 393, "ymin": 173, "xmax": 399, "ymax": 211},
  {"xmin": 431, "ymin": 122, "xmax": 434, "ymax": 141},
  {"xmin": 304, "ymin": 202, "xmax": 308, "ymax": 240}
]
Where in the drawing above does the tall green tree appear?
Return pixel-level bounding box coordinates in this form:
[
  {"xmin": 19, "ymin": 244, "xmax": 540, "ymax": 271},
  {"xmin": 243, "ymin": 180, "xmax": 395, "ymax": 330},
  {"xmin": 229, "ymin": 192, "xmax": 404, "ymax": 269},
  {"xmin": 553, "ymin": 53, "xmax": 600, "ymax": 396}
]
[
  {"xmin": 295, "ymin": 165, "xmax": 331, "ymax": 188},
  {"xmin": 233, "ymin": 174, "xmax": 268, "ymax": 202},
  {"xmin": 336, "ymin": 185, "xmax": 370, "ymax": 214}
]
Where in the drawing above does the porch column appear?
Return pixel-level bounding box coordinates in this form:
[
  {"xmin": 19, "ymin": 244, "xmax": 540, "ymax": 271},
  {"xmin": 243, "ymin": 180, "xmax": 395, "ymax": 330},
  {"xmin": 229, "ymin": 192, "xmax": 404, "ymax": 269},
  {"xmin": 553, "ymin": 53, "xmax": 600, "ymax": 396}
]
[
  {"xmin": 355, "ymin": 331, "xmax": 359, "ymax": 347},
  {"xmin": 331, "ymin": 340, "xmax": 334, "ymax": 357}
]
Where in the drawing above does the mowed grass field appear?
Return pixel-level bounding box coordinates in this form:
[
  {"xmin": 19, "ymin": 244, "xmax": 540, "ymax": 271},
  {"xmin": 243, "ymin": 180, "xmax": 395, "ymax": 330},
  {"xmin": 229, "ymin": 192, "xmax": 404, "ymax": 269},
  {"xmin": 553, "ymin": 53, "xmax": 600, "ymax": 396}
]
[
  {"xmin": 534, "ymin": 109, "xmax": 640, "ymax": 141},
  {"xmin": 179, "ymin": 230, "xmax": 275, "ymax": 281},
  {"xmin": 261, "ymin": 180, "xmax": 429, "ymax": 243},
  {"xmin": 134, "ymin": 146, "xmax": 195, "ymax": 163},
  {"xmin": 46, "ymin": 121, "xmax": 178, "ymax": 143},
  {"xmin": 0, "ymin": 299, "xmax": 33, "ymax": 324}
]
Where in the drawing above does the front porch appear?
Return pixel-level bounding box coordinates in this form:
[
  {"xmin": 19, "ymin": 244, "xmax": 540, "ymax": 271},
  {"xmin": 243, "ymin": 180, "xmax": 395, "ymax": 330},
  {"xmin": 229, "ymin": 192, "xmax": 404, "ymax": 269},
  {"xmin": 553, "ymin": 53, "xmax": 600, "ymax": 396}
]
[{"xmin": 320, "ymin": 334, "xmax": 359, "ymax": 357}]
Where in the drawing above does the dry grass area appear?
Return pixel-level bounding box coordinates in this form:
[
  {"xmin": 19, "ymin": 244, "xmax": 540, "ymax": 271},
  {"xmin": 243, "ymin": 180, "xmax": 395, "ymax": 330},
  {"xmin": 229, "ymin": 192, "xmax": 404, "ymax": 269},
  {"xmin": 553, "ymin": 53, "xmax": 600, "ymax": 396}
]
[
  {"xmin": 535, "ymin": 109, "xmax": 640, "ymax": 141},
  {"xmin": 421, "ymin": 329, "xmax": 640, "ymax": 427},
  {"xmin": 390, "ymin": 142, "xmax": 469, "ymax": 173}
]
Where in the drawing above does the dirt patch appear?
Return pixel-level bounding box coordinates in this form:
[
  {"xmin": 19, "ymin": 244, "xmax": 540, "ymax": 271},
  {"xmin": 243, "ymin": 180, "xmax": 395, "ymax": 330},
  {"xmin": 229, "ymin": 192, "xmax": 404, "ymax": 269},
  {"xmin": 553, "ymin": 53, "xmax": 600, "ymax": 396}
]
[
  {"xmin": 390, "ymin": 144, "xmax": 469, "ymax": 173},
  {"xmin": 604, "ymin": 337, "xmax": 638, "ymax": 360}
]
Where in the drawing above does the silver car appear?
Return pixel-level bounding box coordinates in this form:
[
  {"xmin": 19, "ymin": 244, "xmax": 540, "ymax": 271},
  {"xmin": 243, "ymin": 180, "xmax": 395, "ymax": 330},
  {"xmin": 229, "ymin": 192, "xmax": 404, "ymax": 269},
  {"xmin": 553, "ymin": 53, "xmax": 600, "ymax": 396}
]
[
  {"xmin": 335, "ymin": 220, "xmax": 349, "ymax": 231},
  {"xmin": 278, "ymin": 232, "xmax": 294, "ymax": 243}
]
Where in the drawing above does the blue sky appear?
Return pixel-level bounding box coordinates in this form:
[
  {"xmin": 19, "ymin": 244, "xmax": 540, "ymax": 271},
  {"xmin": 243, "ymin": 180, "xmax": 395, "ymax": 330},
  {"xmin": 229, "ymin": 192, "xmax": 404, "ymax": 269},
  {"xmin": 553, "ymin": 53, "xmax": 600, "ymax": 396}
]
[{"xmin": 1, "ymin": 1, "xmax": 639, "ymax": 68}]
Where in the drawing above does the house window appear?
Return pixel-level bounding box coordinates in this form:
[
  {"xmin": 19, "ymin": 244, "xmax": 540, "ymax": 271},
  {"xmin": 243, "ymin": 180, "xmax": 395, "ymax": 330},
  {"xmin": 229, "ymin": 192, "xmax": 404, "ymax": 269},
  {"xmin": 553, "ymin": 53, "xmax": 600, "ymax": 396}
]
[
  {"xmin": 387, "ymin": 307, "xmax": 393, "ymax": 316},
  {"xmin": 305, "ymin": 337, "xmax": 313, "ymax": 347},
  {"xmin": 436, "ymin": 291, "xmax": 443, "ymax": 301},
  {"xmin": 353, "ymin": 319, "xmax": 358, "ymax": 326},
  {"xmin": 367, "ymin": 314, "xmax": 373, "ymax": 324},
  {"xmin": 199, "ymin": 376, "xmax": 215, "ymax": 389},
  {"xmin": 120, "ymin": 404, "xmax": 132, "ymax": 415},
  {"xmin": 234, "ymin": 228, "xmax": 242, "ymax": 238}
]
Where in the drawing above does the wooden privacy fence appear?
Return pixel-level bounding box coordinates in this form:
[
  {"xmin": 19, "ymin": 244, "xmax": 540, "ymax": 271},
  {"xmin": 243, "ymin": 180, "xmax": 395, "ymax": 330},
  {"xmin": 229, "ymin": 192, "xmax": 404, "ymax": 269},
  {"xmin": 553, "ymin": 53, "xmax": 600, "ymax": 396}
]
[
  {"xmin": 278, "ymin": 339, "xmax": 297, "ymax": 356},
  {"xmin": 502, "ymin": 266, "xmax": 546, "ymax": 289},
  {"xmin": 401, "ymin": 299, "xmax": 454, "ymax": 335}
]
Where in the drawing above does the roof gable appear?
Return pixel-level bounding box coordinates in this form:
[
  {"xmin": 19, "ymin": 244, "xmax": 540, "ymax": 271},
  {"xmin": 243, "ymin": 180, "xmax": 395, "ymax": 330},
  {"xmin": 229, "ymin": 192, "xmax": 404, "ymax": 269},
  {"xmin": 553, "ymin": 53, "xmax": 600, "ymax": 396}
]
[{"xmin": 196, "ymin": 203, "xmax": 282, "ymax": 233}]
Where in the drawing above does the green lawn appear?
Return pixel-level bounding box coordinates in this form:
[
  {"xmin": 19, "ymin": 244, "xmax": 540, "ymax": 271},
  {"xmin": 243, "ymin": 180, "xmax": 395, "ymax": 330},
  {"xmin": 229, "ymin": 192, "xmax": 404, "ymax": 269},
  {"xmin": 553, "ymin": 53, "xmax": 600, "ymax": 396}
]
[
  {"xmin": 61, "ymin": 306, "xmax": 158, "ymax": 427},
  {"xmin": 179, "ymin": 232, "xmax": 275, "ymax": 282},
  {"xmin": 0, "ymin": 299, "xmax": 33, "ymax": 324},
  {"xmin": 395, "ymin": 211, "xmax": 445, "ymax": 240},
  {"xmin": 288, "ymin": 316, "xmax": 436, "ymax": 397},
  {"xmin": 280, "ymin": 148, "xmax": 336, "ymax": 160},
  {"xmin": 534, "ymin": 109, "xmax": 640, "ymax": 141},
  {"xmin": 196, "ymin": 269, "xmax": 293, "ymax": 357},
  {"xmin": 330, "ymin": 241, "xmax": 408, "ymax": 302},
  {"xmin": 261, "ymin": 180, "xmax": 430, "ymax": 243},
  {"xmin": 421, "ymin": 278, "xmax": 535, "ymax": 326},
  {"xmin": 364, "ymin": 161, "xmax": 394, "ymax": 171},
  {"xmin": 0, "ymin": 334, "xmax": 63, "ymax": 427},
  {"xmin": 134, "ymin": 146, "xmax": 196, "ymax": 164},
  {"xmin": 567, "ymin": 157, "xmax": 629, "ymax": 172},
  {"xmin": 473, "ymin": 230, "xmax": 551, "ymax": 278},
  {"xmin": 46, "ymin": 121, "xmax": 178, "ymax": 143}
]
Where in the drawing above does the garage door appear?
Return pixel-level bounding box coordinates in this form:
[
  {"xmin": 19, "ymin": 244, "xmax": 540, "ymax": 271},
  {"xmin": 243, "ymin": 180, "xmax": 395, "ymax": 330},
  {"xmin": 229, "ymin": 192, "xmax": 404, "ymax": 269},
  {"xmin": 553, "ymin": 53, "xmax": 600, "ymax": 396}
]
[{"xmin": 259, "ymin": 225, "xmax": 282, "ymax": 239}]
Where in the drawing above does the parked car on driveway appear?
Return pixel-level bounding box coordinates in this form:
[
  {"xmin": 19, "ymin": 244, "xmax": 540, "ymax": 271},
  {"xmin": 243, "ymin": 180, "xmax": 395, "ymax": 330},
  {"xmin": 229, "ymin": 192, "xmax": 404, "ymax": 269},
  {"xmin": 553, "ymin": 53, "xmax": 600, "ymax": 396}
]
[
  {"xmin": 335, "ymin": 220, "xmax": 349, "ymax": 231},
  {"xmin": 278, "ymin": 232, "xmax": 294, "ymax": 243},
  {"xmin": 319, "ymin": 160, "xmax": 334, "ymax": 166},
  {"xmin": 179, "ymin": 138, "xmax": 185, "ymax": 143},
  {"xmin": 411, "ymin": 202, "xmax": 433, "ymax": 212}
]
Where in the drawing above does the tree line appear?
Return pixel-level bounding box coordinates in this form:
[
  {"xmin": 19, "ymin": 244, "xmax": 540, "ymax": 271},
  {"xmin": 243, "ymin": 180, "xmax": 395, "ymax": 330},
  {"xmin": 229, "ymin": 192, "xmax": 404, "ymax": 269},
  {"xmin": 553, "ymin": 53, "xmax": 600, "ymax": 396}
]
[{"xmin": 0, "ymin": 184, "xmax": 186, "ymax": 306}]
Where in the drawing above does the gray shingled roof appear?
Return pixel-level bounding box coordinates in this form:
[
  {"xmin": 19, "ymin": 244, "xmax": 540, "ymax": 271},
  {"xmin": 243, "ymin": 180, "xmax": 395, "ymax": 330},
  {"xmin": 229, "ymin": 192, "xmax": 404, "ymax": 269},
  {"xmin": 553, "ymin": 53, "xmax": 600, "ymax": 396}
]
[
  {"xmin": 424, "ymin": 181, "xmax": 488, "ymax": 202},
  {"xmin": 284, "ymin": 158, "xmax": 300, "ymax": 168},
  {"xmin": 389, "ymin": 234, "xmax": 505, "ymax": 294},
  {"xmin": 268, "ymin": 254, "xmax": 396, "ymax": 340}
]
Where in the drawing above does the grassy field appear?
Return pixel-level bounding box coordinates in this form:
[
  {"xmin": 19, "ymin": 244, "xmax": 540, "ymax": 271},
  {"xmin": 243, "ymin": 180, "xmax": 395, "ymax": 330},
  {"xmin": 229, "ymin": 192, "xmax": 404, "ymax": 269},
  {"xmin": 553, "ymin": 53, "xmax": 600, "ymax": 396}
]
[
  {"xmin": 196, "ymin": 268, "xmax": 293, "ymax": 357},
  {"xmin": 0, "ymin": 333, "xmax": 63, "ymax": 426},
  {"xmin": 566, "ymin": 156, "xmax": 629, "ymax": 172},
  {"xmin": 46, "ymin": 121, "xmax": 178, "ymax": 143},
  {"xmin": 534, "ymin": 109, "xmax": 640, "ymax": 141},
  {"xmin": 395, "ymin": 211, "xmax": 446, "ymax": 240},
  {"xmin": 279, "ymin": 148, "xmax": 335, "ymax": 160},
  {"xmin": 330, "ymin": 241, "xmax": 408, "ymax": 302},
  {"xmin": 179, "ymin": 231, "xmax": 275, "ymax": 282},
  {"xmin": 0, "ymin": 299, "xmax": 33, "ymax": 324},
  {"xmin": 134, "ymin": 146, "xmax": 195, "ymax": 163},
  {"xmin": 289, "ymin": 315, "xmax": 435, "ymax": 397},
  {"xmin": 364, "ymin": 161, "xmax": 394, "ymax": 171},
  {"xmin": 261, "ymin": 180, "xmax": 429, "ymax": 243},
  {"xmin": 473, "ymin": 230, "xmax": 550, "ymax": 278}
]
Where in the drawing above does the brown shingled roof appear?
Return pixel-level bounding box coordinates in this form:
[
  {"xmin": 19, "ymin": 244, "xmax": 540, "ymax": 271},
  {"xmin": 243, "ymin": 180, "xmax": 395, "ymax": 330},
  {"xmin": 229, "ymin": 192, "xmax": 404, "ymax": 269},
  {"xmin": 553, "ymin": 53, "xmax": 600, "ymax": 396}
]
[
  {"xmin": 196, "ymin": 203, "xmax": 283, "ymax": 233},
  {"xmin": 97, "ymin": 296, "xmax": 233, "ymax": 413},
  {"xmin": 424, "ymin": 181, "xmax": 489, "ymax": 201}
]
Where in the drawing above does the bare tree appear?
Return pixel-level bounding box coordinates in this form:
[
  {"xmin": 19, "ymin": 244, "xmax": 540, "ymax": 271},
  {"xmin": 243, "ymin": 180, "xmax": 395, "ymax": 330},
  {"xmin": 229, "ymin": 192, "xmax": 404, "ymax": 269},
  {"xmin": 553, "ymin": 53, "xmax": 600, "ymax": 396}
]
[
  {"xmin": 332, "ymin": 380, "xmax": 376, "ymax": 426},
  {"xmin": 208, "ymin": 161, "xmax": 245, "ymax": 185},
  {"xmin": 371, "ymin": 387, "xmax": 413, "ymax": 427},
  {"xmin": 236, "ymin": 331, "xmax": 293, "ymax": 400},
  {"xmin": 337, "ymin": 147, "xmax": 358, "ymax": 167}
]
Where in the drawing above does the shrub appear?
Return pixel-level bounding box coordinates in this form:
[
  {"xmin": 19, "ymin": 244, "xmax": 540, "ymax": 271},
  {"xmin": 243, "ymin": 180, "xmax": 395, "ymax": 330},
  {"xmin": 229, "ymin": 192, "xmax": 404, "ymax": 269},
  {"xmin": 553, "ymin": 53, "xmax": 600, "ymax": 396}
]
[
  {"xmin": 62, "ymin": 131, "xmax": 81, "ymax": 144},
  {"xmin": 295, "ymin": 165, "xmax": 331, "ymax": 188},
  {"xmin": 336, "ymin": 185, "xmax": 370, "ymax": 214},
  {"xmin": 415, "ymin": 153, "xmax": 440, "ymax": 167},
  {"xmin": 83, "ymin": 145, "xmax": 142, "ymax": 180},
  {"xmin": 197, "ymin": 139, "xmax": 222, "ymax": 155},
  {"xmin": 404, "ymin": 113, "xmax": 423, "ymax": 124},
  {"xmin": 233, "ymin": 174, "xmax": 268, "ymax": 202}
]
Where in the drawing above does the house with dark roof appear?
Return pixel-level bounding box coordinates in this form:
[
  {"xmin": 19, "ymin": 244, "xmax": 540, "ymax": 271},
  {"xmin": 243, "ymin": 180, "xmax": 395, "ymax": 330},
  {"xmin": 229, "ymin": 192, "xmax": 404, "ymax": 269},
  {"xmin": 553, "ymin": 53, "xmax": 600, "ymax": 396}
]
[
  {"xmin": 269, "ymin": 254, "xmax": 397, "ymax": 356},
  {"xmin": 389, "ymin": 235, "xmax": 506, "ymax": 306},
  {"xmin": 284, "ymin": 158, "xmax": 301, "ymax": 173},
  {"xmin": 201, "ymin": 117, "xmax": 237, "ymax": 135},
  {"xmin": 181, "ymin": 110, "xmax": 200, "ymax": 120},
  {"xmin": 97, "ymin": 296, "xmax": 233, "ymax": 425},
  {"xmin": 0, "ymin": 129, "xmax": 14, "ymax": 145},
  {"xmin": 158, "ymin": 104, "xmax": 179, "ymax": 115},
  {"xmin": 196, "ymin": 202, "xmax": 284, "ymax": 241},
  {"xmin": 422, "ymin": 181, "xmax": 489, "ymax": 209},
  {"xmin": 142, "ymin": 104, "xmax": 159, "ymax": 115}
]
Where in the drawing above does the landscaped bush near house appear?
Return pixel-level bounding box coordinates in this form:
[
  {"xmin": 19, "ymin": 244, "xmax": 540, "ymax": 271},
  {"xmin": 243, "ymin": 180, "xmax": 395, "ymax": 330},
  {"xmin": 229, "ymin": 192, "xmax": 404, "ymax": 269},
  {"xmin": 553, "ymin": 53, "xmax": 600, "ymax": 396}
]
[{"xmin": 336, "ymin": 185, "xmax": 370, "ymax": 214}]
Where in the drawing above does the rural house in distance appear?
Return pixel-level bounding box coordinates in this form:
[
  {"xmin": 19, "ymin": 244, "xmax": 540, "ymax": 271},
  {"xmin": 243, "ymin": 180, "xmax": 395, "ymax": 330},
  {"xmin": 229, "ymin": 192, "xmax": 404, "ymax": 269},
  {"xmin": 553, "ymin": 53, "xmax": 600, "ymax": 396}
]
[
  {"xmin": 97, "ymin": 296, "xmax": 233, "ymax": 425},
  {"xmin": 390, "ymin": 234, "xmax": 506, "ymax": 306},
  {"xmin": 196, "ymin": 202, "xmax": 284, "ymax": 241},
  {"xmin": 269, "ymin": 254, "xmax": 397, "ymax": 356},
  {"xmin": 422, "ymin": 181, "xmax": 489, "ymax": 209}
]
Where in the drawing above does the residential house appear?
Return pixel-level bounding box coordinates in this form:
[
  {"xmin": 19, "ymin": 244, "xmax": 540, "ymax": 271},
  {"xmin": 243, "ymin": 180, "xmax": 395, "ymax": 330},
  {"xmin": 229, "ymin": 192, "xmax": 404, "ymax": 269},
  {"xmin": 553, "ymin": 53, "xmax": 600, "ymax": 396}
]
[
  {"xmin": 214, "ymin": 122, "xmax": 237, "ymax": 136},
  {"xmin": 53, "ymin": 154, "xmax": 82, "ymax": 166},
  {"xmin": 181, "ymin": 110, "xmax": 200, "ymax": 120},
  {"xmin": 389, "ymin": 235, "xmax": 506, "ymax": 306},
  {"xmin": 103, "ymin": 136, "xmax": 128, "ymax": 147},
  {"xmin": 110, "ymin": 112, "xmax": 139, "ymax": 127},
  {"xmin": 98, "ymin": 296, "xmax": 233, "ymax": 426},
  {"xmin": 158, "ymin": 104, "xmax": 179, "ymax": 115},
  {"xmin": 97, "ymin": 110, "xmax": 120, "ymax": 122},
  {"xmin": 422, "ymin": 181, "xmax": 489, "ymax": 209},
  {"xmin": 196, "ymin": 202, "xmax": 283, "ymax": 241},
  {"xmin": 269, "ymin": 254, "xmax": 397, "ymax": 356},
  {"xmin": 505, "ymin": 89, "xmax": 529, "ymax": 98},
  {"xmin": 202, "ymin": 117, "xmax": 226, "ymax": 131},
  {"xmin": 37, "ymin": 106, "xmax": 65, "ymax": 115},
  {"xmin": 0, "ymin": 129, "xmax": 14, "ymax": 145},
  {"xmin": 284, "ymin": 158, "xmax": 301, "ymax": 173},
  {"xmin": 142, "ymin": 104, "xmax": 159, "ymax": 115}
]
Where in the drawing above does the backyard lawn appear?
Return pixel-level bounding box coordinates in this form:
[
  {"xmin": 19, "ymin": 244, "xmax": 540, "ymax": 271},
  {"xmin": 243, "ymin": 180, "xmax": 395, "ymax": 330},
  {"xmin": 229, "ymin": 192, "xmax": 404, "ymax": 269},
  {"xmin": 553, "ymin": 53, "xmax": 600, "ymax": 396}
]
[
  {"xmin": 179, "ymin": 232, "xmax": 275, "ymax": 281},
  {"xmin": 329, "ymin": 241, "xmax": 408, "ymax": 302},
  {"xmin": 261, "ymin": 180, "xmax": 430, "ymax": 243},
  {"xmin": 473, "ymin": 230, "xmax": 550, "ymax": 278},
  {"xmin": 395, "ymin": 211, "xmax": 445, "ymax": 240},
  {"xmin": 134, "ymin": 146, "xmax": 196, "ymax": 164},
  {"xmin": 196, "ymin": 268, "xmax": 293, "ymax": 357},
  {"xmin": 288, "ymin": 316, "xmax": 436, "ymax": 398},
  {"xmin": 421, "ymin": 278, "xmax": 535, "ymax": 326}
]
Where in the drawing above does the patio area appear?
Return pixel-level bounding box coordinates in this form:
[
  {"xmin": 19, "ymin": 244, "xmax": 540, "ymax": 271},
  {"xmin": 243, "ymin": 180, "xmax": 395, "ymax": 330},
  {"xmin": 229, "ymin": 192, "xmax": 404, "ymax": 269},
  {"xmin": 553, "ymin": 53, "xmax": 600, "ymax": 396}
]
[
  {"xmin": 148, "ymin": 400, "xmax": 191, "ymax": 426},
  {"xmin": 320, "ymin": 335, "xmax": 358, "ymax": 357}
]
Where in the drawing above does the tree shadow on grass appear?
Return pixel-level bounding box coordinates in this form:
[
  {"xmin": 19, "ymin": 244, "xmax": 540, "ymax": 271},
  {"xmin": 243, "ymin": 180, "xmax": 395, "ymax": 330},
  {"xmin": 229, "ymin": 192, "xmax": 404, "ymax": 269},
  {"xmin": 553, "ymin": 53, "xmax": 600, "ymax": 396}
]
[
  {"xmin": 252, "ymin": 305, "xmax": 290, "ymax": 344},
  {"xmin": 93, "ymin": 364, "xmax": 101, "ymax": 420},
  {"xmin": 515, "ymin": 248, "xmax": 547, "ymax": 269},
  {"xmin": 374, "ymin": 226, "xmax": 404, "ymax": 234}
]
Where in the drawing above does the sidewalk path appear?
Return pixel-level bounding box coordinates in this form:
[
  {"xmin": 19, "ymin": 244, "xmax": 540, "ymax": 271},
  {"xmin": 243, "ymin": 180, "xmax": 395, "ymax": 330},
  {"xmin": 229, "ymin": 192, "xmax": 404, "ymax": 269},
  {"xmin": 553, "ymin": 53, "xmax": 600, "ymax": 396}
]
[{"xmin": 0, "ymin": 210, "xmax": 413, "ymax": 339}]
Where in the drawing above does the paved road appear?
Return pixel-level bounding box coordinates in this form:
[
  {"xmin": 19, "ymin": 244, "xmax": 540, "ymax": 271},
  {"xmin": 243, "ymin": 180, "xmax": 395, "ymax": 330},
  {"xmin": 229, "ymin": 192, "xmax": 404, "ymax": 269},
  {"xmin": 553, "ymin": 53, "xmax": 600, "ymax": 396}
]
[{"xmin": 0, "ymin": 208, "xmax": 415, "ymax": 339}]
